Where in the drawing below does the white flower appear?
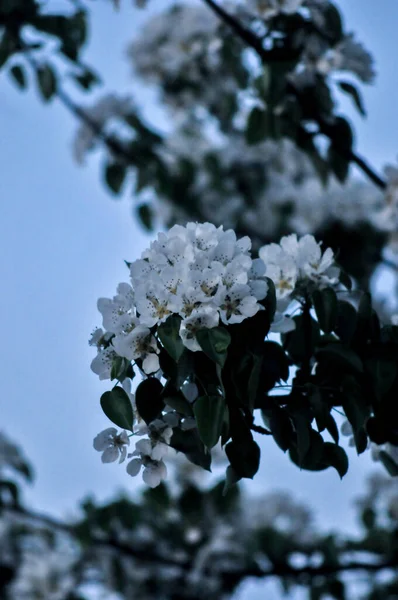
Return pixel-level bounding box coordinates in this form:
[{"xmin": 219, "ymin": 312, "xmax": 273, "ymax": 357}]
[
  {"xmin": 134, "ymin": 281, "xmax": 175, "ymax": 327},
  {"xmin": 113, "ymin": 325, "xmax": 160, "ymax": 374},
  {"xmin": 296, "ymin": 235, "xmax": 338, "ymax": 284},
  {"xmin": 93, "ymin": 428, "xmax": 130, "ymax": 463},
  {"xmin": 97, "ymin": 283, "xmax": 136, "ymax": 334},
  {"xmin": 180, "ymin": 306, "xmax": 219, "ymax": 351},
  {"xmin": 218, "ymin": 284, "xmax": 261, "ymax": 325},
  {"xmin": 88, "ymin": 327, "xmax": 104, "ymax": 347},
  {"xmin": 127, "ymin": 456, "xmax": 168, "ymax": 488},
  {"xmin": 126, "ymin": 422, "xmax": 172, "ymax": 487},
  {"xmin": 90, "ymin": 346, "xmax": 117, "ymax": 380},
  {"xmin": 248, "ymin": 0, "xmax": 303, "ymax": 19}
]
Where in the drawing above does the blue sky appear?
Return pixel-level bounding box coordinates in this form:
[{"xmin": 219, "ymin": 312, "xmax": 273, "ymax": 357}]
[{"xmin": 1, "ymin": 1, "xmax": 397, "ymax": 596}]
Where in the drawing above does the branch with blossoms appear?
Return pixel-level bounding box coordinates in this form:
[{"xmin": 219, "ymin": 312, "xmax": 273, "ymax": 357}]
[
  {"xmin": 201, "ymin": 0, "xmax": 387, "ymax": 189},
  {"xmin": 89, "ymin": 222, "xmax": 398, "ymax": 490}
]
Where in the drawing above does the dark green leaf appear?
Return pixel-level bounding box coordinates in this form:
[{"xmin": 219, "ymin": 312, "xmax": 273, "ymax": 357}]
[
  {"xmin": 100, "ymin": 387, "xmax": 134, "ymax": 432},
  {"xmin": 104, "ymin": 163, "xmax": 127, "ymax": 195},
  {"xmin": 136, "ymin": 203, "xmax": 154, "ymax": 231},
  {"xmin": 339, "ymin": 270, "xmax": 352, "ymax": 290},
  {"xmin": 193, "ymin": 395, "xmax": 225, "ymax": 449},
  {"xmin": 328, "ymin": 146, "xmax": 350, "ymax": 182},
  {"xmin": 283, "ymin": 314, "xmax": 320, "ymax": 364},
  {"xmin": 135, "ymin": 378, "xmax": 164, "ymax": 425},
  {"xmin": 157, "ymin": 315, "xmax": 184, "ymax": 362},
  {"xmin": 170, "ymin": 428, "xmax": 211, "ymax": 471},
  {"xmin": 226, "ymin": 439, "xmax": 260, "ymax": 479},
  {"xmin": 9, "ymin": 64, "xmax": 26, "ymax": 89},
  {"xmin": 338, "ymin": 81, "xmax": 366, "ymax": 117},
  {"xmin": 335, "ymin": 301, "xmax": 357, "ymax": 344},
  {"xmin": 317, "ymin": 344, "xmax": 363, "ymax": 374},
  {"xmin": 341, "ymin": 376, "xmax": 369, "ymax": 454},
  {"xmin": 246, "ymin": 107, "xmax": 269, "ymax": 145},
  {"xmin": 196, "ymin": 327, "xmax": 231, "ymax": 367},
  {"xmin": 325, "ymin": 414, "xmax": 339, "ymax": 444},
  {"xmin": 263, "ymin": 406, "xmax": 294, "ymax": 452},
  {"xmin": 312, "ymin": 288, "xmax": 338, "ymax": 333},
  {"xmin": 223, "ymin": 465, "xmax": 241, "ymax": 496},
  {"xmin": 378, "ymin": 450, "xmax": 398, "ymax": 476},
  {"xmin": 321, "ymin": 443, "xmax": 349, "ymax": 479},
  {"xmin": 36, "ymin": 64, "xmax": 57, "ymax": 101}
]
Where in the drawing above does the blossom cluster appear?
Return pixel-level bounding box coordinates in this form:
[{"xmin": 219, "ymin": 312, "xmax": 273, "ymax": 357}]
[
  {"xmin": 90, "ymin": 223, "xmax": 340, "ymax": 487},
  {"xmin": 91, "ymin": 222, "xmax": 268, "ymax": 383},
  {"xmin": 259, "ymin": 233, "xmax": 339, "ymax": 331}
]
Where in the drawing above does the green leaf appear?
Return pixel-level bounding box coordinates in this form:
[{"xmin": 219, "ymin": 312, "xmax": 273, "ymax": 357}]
[
  {"xmin": 104, "ymin": 163, "xmax": 127, "ymax": 195},
  {"xmin": 328, "ymin": 146, "xmax": 350, "ymax": 182},
  {"xmin": 312, "ymin": 288, "xmax": 338, "ymax": 333},
  {"xmin": 36, "ymin": 64, "xmax": 57, "ymax": 101},
  {"xmin": 289, "ymin": 429, "xmax": 325, "ymax": 471},
  {"xmin": 338, "ymin": 81, "xmax": 366, "ymax": 117},
  {"xmin": 317, "ymin": 344, "xmax": 363, "ymax": 374},
  {"xmin": 283, "ymin": 314, "xmax": 320, "ymax": 364},
  {"xmin": 0, "ymin": 480, "xmax": 19, "ymax": 506},
  {"xmin": 325, "ymin": 414, "xmax": 339, "ymax": 444},
  {"xmin": 100, "ymin": 387, "xmax": 134, "ymax": 432},
  {"xmin": 365, "ymin": 357, "xmax": 397, "ymax": 399},
  {"xmin": 135, "ymin": 378, "xmax": 164, "ymax": 425},
  {"xmin": 223, "ymin": 465, "xmax": 241, "ymax": 496},
  {"xmin": 136, "ymin": 203, "xmax": 154, "ymax": 231},
  {"xmin": 225, "ymin": 439, "xmax": 260, "ymax": 479},
  {"xmin": 170, "ymin": 428, "xmax": 211, "ymax": 471},
  {"xmin": 341, "ymin": 376, "xmax": 369, "ymax": 454},
  {"xmin": 163, "ymin": 393, "xmax": 193, "ymax": 417},
  {"xmin": 378, "ymin": 450, "xmax": 398, "ymax": 476},
  {"xmin": 9, "ymin": 64, "xmax": 26, "ymax": 89},
  {"xmin": 263, "ymin": 406, "xmax": 294, "ymax": 452},
  {"xmin": 157, "ymin": 315, "xmax": 184, "ymax": 362},
  {"xmin": 196, "ymin": 327, "xmax": 231, "ymax": 367},
  {"xmin": 246, "ymin": 107, "xmax": 269, "ymax": 145},
  {"xmin": 335, "ymin": 301, "xmax": 357, "ymax": 344},
  {"xmin": 321, "ymin": 443, "xmax": 349, "ymax": 479},
  {"xmin": 339, "ymin": 269, "xmax": 352, "ymax": 290},
  {"xmin": 110, "ymin": 356, "xmax": 132, "ymax": 382},
  {"xmin": 193, "ymin": 395, "xmax": 225, "ymax": 449}
]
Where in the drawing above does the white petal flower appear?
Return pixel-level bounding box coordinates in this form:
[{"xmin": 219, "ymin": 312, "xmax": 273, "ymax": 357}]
[
  {"xmin": 142, "ymin": 353, "xmax": 160, "ymax": 374},
  {"xmin": 218, "ymin": 284, "xmax": 260, "ymax": 325},
  {"xmin": 142, "ymin": 460, "xmax": 167, "ymax": 488},
  {"xmin": 90, "ymin": 346, "xmax": 117, "ymax": 380},
  {"xmin": 180, "ymin": 306, "xmax": 219, "ymax": 351},
  {"xmin": 126, "ymin": 457, "xmax": 142, "ymax": 476},
  {"xmin": 113, "ymin": 325, "xmax": 159, "ymax": 364},
  {"xmin": 93, "ymin": 428, "xmax": 129, "ymax": 464}
]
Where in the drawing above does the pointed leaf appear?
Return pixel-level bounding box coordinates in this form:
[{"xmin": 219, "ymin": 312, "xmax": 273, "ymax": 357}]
[
  {"xmin": 193, "ymin": 395, "xmax": 225, "ymax": 449},
  {"xmin": 135, "ymin": 378, "xmax": 164, "ymax": 425},
  {"xmin": 196, "ymin": 327, "xmax": 231, "ymax": 367},
  {"xmin": 100, "ymin": 387, "xmax": 134, "ymax": 432},
  {"xmin": 312, "ymin": 288, "xmax": 338, "ymax": 333},
  {"xmin": 157, "ymin": 315, "xmax": 184, "ymax": 362}
]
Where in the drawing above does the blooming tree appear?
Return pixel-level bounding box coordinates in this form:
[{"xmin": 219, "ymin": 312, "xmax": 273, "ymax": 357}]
[{"xmin": 1, "ymin": 0, "xmax": 398, "ymax": 597}]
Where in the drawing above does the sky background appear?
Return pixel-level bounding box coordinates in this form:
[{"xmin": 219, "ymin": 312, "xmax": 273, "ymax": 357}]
[{"xmin": 1, "ymin": 1, "xmax": 398, "ymax": 597}]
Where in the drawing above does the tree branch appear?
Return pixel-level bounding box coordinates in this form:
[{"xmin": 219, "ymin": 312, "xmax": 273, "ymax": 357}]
[
  {"xmin": 4, "ymin": 503, "xmax": 397, "ymax": 583},
  {"xmin": 201, "ymin": 0, "xmax": 386, "ymax": 190}
]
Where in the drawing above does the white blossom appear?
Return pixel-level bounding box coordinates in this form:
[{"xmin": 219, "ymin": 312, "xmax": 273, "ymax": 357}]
[
  {"xmin": 180, "ymin": 306, "xmax": 219, "ymax": 351},
  {"xmin": 248, "ymin": 0, "xmax": 303, "ymax": 19},
  {"xmin": 93, "ymin": 427, "xmax": 130, "ymax": 463},
  {"xmin": 113, "ymin": 325, "xmax": 160, "ymax": 374}
]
